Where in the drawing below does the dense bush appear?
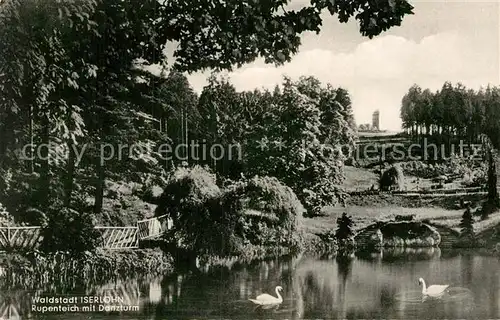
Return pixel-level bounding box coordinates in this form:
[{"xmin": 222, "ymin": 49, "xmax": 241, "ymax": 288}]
[
  {"xmin": 302, "ymin": 180, "xmax": 347, "ymax": 217},
  {"xmin": 0, "ymin": 169, "xmax": 40, "ymax": 221},
  {"xmin": 238, "ymin": 176, "xmax": 304, "ymax": 229},
  {"xmin": 379, "ymin": 165, "xmax": 404, "ymax": 191},
  {"xmin": 304, "ymin": 232, "xmax": 338, "ymax": 254},
  {"xmin": 155, "ymin": 165, "xmax": 226, "ymax": 255},
  {"xmin": 156, "ymin": 165, "xmax": 221, "ymax": 213},
  {"xmin": 156, "ymin": 166, "xmax": 304, "ymax": 257},
  {"xmin": 40, "ymin": 207, "xmax": 101, "ymax": 253},
  {"xmin": 228, "ymin": 175, "xmax": 304, "ymax": 251},
  {"xmin": 381, "ymin": 221, "xmax": 433, "ymax": 239},
  {"xmin": 95, "ymin": 177, "xmax": 160, "ymax": 226}
]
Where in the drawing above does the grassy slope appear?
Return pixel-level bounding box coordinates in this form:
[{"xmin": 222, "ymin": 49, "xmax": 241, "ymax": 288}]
[
  {"xmin": 302, "ymin": 165, "xmax": 500, "ymax": 236},
  {"xmin": 301, "ymin": 206, "xmax": 465, "ymax": 234},
  {"xmin": 342, "ymin": 166, "xmax": 379, "ymax": 191}
]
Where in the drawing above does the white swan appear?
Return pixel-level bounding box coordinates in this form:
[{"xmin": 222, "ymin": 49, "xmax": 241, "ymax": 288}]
[
  {"xmin": 249, "ymin": 286, "xmax": 283, "ymax": 306},
  {"xmin": 418, "ymin": 277, "xmax": 449, "ymax": 297}
]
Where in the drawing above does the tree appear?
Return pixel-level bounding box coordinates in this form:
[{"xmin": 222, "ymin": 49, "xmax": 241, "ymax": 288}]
[
  {"xmin": 40, "ymin": 207, "xmax": 102, "ymax": 253},
  {"xmin": 145, "ymin": 70, "xmax": 199, "ymax": 170},
  {"xmin": 419, "ymin": 89, "xmax": 434, "ymax": 135},
  {"xmin": 0, "ymin": 0, "xmax": 97, "ymax": 211},
  {"xmin": 400, "ymin": 83, "xmax": 500, "ymax": 215},
  {"xmin": 459, "ymin": 206, "xmax": 474, "ymax": 240},
  {"xmin": 258, "ymin": 77, "xmax": 352, "ymax": 215},
  {"xmin": 0, "ymin": 0, "xmax": 414, "ymax": 235},
  {"xmin": 161, "ymin": 0, "xmax": 414, "ymax": 72},
  {"xmin": 194, "ymin": 75, "xmax": 355, "ymax": 215},
  {"xmin": 400, "ymin": 84, "xmax": 422, "ymax": 136},
  {"xmin": 197, "ymin": 75, "xmax": 244, "ymax": 176},
  {"xmin": 400, "ymin": 82, "xmax": 495, "ymax": 149},
  {"xmin": 335, "ymin": 212, "xmax": 355, "ymax": 247}
]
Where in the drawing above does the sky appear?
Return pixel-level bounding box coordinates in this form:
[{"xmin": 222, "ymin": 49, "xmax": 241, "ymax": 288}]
[{"xmin": 162, "ymin": 0, "xmax": 500, "ymax": 131}]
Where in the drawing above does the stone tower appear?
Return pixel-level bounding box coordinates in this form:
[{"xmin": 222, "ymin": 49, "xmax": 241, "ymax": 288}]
[{"xmin": 372, "ymin": 110, "xmax": 380, "ymax": 131}]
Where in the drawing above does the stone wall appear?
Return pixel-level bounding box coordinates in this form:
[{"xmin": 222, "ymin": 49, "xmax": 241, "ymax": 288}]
[{"xmin": 355, "ymin": 221, "xmax": 441, "ymax": 250}]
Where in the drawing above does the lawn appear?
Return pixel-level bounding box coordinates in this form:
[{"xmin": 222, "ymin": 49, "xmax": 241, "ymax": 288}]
[
  {"xmin": 342, "ymin": 166, "xmax": 379, "ymax": 191},
  {"xmin": 300, "ymin": 205, "xmax": 465, "ymax": 235},
  {"xmin": 301, "ymin": 204, "xmax": 500, "ymax": 236},
  {"xmin": 302, "ymin": 145, "xmax": 500, "ymax": 241}
]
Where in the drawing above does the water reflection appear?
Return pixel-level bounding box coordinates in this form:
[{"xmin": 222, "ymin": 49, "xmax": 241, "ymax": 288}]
[
  {"xmin": 356, "ymin": 247, "xmax": 442, "ymax": 262},
  {"xmin": 0, "ymin": 250, "xmax": 499, "ymax": 319},
  {"xmin": 391, "ymin": 287, "xmax": 475, "ymax": 319}
]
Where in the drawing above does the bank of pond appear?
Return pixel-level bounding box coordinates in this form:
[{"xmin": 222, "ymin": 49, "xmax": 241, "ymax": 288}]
[
  {"xmin": 0, "ymin": 216, "xmax": 498, "ymax": 319},
  {"xmin": 0, "ymin": 217, "xmax": 496, "ymax": 286}
]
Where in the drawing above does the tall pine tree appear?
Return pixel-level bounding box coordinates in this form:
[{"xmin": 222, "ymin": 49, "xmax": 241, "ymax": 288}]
[
  {"xmin": 335, "ymin": 212, "xmax": 355, "ymax": 247},
  {"xmin": 459, "ymin": 206, "xmax": 474, "ymax": 239}
]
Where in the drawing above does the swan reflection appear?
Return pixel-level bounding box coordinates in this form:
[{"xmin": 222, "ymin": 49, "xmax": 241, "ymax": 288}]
[{"xmin": 395, "ymin": 287, "xmax": 473, "ymax": 304}]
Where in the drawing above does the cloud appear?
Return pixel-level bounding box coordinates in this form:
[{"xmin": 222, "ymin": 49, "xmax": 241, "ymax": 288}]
[{"xmin": 185, "ymin": 31, "xmax": 498, "ymax": 131}]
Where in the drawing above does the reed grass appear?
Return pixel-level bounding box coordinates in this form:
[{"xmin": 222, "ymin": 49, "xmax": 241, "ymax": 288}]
[{"xmin": 0, "ymin": 248, "xmax": 173, "ymax": 290}]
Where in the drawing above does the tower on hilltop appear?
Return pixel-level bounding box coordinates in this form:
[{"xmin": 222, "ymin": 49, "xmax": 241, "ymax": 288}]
[{"xmin": 372, "ymin": 110, "xmax": 380, "ymax": 131}]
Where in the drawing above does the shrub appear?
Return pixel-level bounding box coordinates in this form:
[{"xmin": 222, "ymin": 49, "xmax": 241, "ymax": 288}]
[
  {"xmin": 477, "ymin": 198, "xmax": 497, "ymax": 220},
  {"xmin": 379, "ymin": 165, "xmax": 404, "ymax": 191},
  {"xmin": 0, "ymin": 249, "xmax": 173, "ymax": 289},
  {"xmin": 239, "ymin": 176, "xmax": 304, "ymax": 230},
  {"xmin": 156, "ymin": 165, "xmax": 225, "ymax": 255},
  {"xmin": 0, "ymin": 169, "xmax": 39, "ymax": 220},
  {"xmin": 459, "ymin": 207, "xmax": 474, "ymax": 239},
  {"xmin": 228, "ymin": 175, "xmax": 305, "ymax": 250},
  {"xmin": 156, "ymin": 165, "xmax": 221, "ymax": 214},
  {"xmin": 381, "ymin": 221, "xmax": 433, "ymax": 239},
  {"xmin": 156, "ymin": 166, "xmax": 305, "ymax": 257},
  {"xmin": 302, "ymin": 182, "xmax": 347, "ymax": 217},
  {"xmin": 134, "ymin": 172, "xmax": 168, "ymax": 202},
  {"xmin": 335, "ymin": 212, "xmax": 355, "ymax": 248},
  {"xmin": 395, "ymin": 214, "xmax": 415, "ymax": 221},
  {"xmin": 21, "ymin": 208, "xmax": 48, "ymax": 227},
  {"xmin": 97, "ymin": 179, "xmax": 158, "ymax": 226},
  {"xmin": 40, "ymin": 207, "xmax": 101, "ymax": 253},
  {"xmin": 306, "ymin": 232, "xmax": 338, "ymax": 254}
]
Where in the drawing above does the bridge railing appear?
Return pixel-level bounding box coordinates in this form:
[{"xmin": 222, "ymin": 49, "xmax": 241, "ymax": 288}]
[
  {"xmin": 0, "ymin": 226, "xmax": 43, "ymax": 251},
  {"xmin": 94, "ymin": 226, "xmax": 139, "ymax": 249},
  {"xmin": 0, "ymin": 215, "xmax": 173, "ymax": 251},
  {"xmin": 137, "ymin": 214, "xmax": 171, "ymax": 240}
]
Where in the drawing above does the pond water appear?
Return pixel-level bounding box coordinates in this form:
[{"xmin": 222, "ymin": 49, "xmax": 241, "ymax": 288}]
[{"xmin": 2, "ymin": 248, "xmax": 500, "ymax": 319}]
